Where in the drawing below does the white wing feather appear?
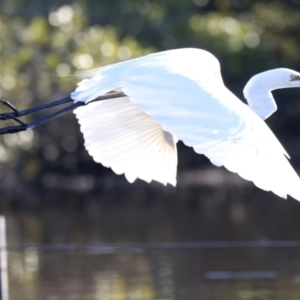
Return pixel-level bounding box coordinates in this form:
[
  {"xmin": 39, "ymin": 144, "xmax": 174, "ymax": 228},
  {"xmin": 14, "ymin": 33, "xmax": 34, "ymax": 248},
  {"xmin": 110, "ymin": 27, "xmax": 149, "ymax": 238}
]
[
  {"xmin": 74, "ymin": 97, "xmax": 177, "ymax": 186},
  {"xmin": 72, "ymin": 48, "xmax": 300, "ymax": 200}
]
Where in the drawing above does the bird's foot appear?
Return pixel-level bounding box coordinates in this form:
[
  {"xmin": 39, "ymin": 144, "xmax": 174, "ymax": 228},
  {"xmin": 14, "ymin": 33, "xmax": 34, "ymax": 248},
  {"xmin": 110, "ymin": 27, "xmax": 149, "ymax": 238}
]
[
  {"xmin": 0, "ymin": 100, "xmax": 25, "ymax": 124},
  {"xmin": 0, "ymin": 100, "xmax": 20, "ymax": 115}
]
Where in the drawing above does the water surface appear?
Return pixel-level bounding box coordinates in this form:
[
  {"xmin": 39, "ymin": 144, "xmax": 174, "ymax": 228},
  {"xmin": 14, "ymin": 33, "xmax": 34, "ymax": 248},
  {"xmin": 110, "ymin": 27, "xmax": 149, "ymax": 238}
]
[{"xmin": 4, "ymin": 190, "xmax": 300, "ymax": 300}]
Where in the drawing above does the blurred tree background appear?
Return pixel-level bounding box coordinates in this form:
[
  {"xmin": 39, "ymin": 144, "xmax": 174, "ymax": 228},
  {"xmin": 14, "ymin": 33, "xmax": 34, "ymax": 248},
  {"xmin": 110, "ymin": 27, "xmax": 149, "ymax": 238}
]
[{"xmin": 0, "ymin": 0, "xmax": 300, "ymax": 210}]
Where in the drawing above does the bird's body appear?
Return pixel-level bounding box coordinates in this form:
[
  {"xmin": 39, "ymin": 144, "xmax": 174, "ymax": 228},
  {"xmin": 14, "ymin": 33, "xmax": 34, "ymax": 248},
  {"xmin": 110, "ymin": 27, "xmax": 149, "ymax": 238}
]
[{"xmin": 71, "ymin": 48, "xmax": 300, "ymax": 201}]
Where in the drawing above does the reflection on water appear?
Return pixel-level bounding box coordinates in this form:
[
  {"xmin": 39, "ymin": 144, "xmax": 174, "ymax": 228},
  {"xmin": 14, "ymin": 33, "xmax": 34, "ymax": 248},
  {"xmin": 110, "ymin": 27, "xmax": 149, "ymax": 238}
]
[
  {"xmin": 4, "ymin": 191, "xmax": 300, "ymax": 300},
  {"xmin": 7, "ymin": 248, "xmax": 300, "ymax": 300}
]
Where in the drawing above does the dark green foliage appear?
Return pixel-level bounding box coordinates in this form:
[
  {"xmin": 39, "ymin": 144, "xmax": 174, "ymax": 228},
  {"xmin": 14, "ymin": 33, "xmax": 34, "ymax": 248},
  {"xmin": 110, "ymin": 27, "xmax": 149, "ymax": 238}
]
[{"xmin": 0, "ymin": 0, "xmax": 299, "ymax": 197}]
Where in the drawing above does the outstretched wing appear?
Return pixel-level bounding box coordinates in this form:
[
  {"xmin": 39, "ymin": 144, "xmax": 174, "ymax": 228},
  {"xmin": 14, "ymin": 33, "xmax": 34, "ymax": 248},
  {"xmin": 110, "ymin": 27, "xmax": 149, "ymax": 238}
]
[
  {"xmin": 74, "ymin": 96, "xmax": 177, "ymax": 186},
  {"xmin": 72, "ymin": 48, "xmax": 300, "ymax": 200}
]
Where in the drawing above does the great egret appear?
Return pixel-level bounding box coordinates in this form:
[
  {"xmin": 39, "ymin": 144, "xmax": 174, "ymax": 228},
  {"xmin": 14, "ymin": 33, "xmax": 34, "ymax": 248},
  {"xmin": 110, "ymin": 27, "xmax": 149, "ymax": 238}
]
[{"xmin": 0, "ymin": 48, "xmax": 300, "ymax": 200}]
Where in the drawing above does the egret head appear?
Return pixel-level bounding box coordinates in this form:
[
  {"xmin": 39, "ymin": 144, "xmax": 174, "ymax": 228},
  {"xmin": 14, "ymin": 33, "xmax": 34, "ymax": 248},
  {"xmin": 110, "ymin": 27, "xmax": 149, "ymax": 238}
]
[
  {"xmin": 244, "ymin": 68, "xmax": 300, "ymax": 94},
  {"xmin": 275, "ymin": 68, "xmax": 300, "ymax": 88},
  {"xmin": 243, "ymin": 68, "xmax": 300, "ymax": 120},
  {"xmin": 289, "ymin": 72, "xmax": 300, "ymax": 84}
]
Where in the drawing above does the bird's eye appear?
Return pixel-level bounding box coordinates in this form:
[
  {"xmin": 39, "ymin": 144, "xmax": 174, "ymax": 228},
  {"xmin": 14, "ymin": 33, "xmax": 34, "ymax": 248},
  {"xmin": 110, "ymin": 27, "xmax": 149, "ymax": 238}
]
[{"xmin": 290, "ymin": 73, "xmax": 300, "ymax": 81}]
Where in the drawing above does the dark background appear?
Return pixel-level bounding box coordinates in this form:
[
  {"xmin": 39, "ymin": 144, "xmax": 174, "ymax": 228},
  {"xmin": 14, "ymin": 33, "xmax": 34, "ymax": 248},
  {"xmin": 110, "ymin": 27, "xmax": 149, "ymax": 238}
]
[
  {"xmin": 0, "ymin": 0, "xmax": 299, "ymax": 229},
  {"xmin": 2, "ymin": 1, "xmax": 300, "ymax": 299}
]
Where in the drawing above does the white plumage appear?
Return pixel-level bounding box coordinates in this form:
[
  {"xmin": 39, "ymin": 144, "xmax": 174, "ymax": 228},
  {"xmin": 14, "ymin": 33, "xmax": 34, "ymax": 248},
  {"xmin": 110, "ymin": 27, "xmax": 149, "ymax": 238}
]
[
  {"xmin": 75, "ymin": 96, "xmax": 177, "ymax": 186},
  {"xmin": 71, "ymin": 48, "xmax": 300, "ymax": 200}
]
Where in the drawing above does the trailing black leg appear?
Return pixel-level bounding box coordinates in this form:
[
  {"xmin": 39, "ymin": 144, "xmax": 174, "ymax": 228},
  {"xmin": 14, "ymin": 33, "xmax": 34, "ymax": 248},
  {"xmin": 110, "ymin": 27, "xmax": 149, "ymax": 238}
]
[
  {"xmin": 0, "ymin": 100, "xmax": 21, "ymax": 115},
  {"xmin": 0, "ymin": 101, "xmax": 84, "ymax": 135},
  {"xmin": 0, "ymin": 91, "xmax": 126, "ymax": 135},
  {"xmin": 0, "ymin": 96, "xmax": 73, "ymax": 121}
]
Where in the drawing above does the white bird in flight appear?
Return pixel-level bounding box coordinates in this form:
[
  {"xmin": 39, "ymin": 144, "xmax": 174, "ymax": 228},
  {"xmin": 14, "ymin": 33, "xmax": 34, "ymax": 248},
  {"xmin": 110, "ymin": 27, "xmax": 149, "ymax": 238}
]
[
  {"xmin": 0, "ymin": 48, "xmax": 299, "ymax": 200},
  {"xmin": 69, "ymin": 48, "xmax": 300, "ymax": 201}
]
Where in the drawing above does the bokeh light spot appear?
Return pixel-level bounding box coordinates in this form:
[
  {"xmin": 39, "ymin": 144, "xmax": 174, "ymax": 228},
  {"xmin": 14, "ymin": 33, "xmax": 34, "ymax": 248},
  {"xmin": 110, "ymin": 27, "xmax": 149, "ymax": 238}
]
[
  {"xmin": 73, "ymin": 54, "xmax": 94, "ymax": 70},
  {"xmin": 244, "ymin": 32, "xmax": 260, "ymax": 48},
  {"xmin": 74, "ymin": 32, "xmax": 88, "ymax": 46},
  {"xmin": 220, "ymin": 17, "xmax": 241, "ymax": 35},
  {"xmin": 117, "ymin": 46, "xmax": 132, "ymax": 60},
  {"xmin": 56, "ymin": 63, "xmax": 71, "ymax": 77},
  {"xmin": 49, "ymin": 5, "xmax": 73, "ymax": 26},
  {"xmin": 2, "ymin": 75, "xmax": 16, "ymax": 90},
  {"xmin": 56, "ymin": 6, "xmax": 73, "ymax": 25},
  {"xmin": 100, "ymin": 42, "xmax": 115, "ymax": 57},
  {"xmin": 43, "ymin": 144, "xmax": 59, "ymax": 161},
  {"xmin": 0, "ymin": 144, "xmax": 8, "ymax": 161}
]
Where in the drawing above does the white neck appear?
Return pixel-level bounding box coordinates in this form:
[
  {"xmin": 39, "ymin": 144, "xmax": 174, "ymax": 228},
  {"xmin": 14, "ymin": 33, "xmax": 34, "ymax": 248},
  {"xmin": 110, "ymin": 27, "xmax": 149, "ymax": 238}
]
[
  {"xmin": 244, "ymin": 89, "xmax": 277, "ymax": 120},
  {"xmin": 243, "ymin": 68, "xmax": 296, "ymax": 120}
]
